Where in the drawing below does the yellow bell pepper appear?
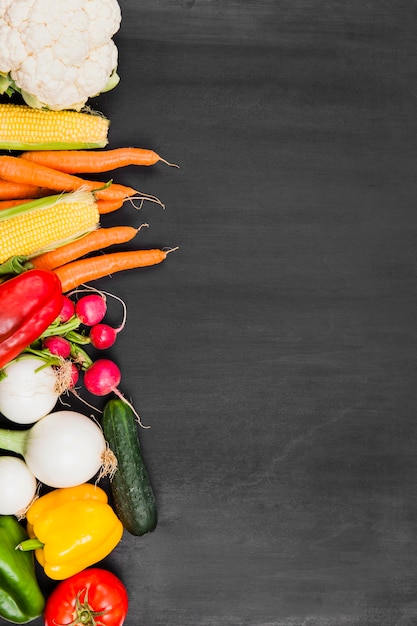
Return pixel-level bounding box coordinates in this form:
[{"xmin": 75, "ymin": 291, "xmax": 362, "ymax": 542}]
[{"xmin": 21, "ymin": 483, "xmax": 123, "ymax": 580}]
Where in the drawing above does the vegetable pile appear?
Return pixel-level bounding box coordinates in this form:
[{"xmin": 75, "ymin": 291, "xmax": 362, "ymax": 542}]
[{"xmin": 0, "ymin": 2, "xmax": 177, "ymax": 623}]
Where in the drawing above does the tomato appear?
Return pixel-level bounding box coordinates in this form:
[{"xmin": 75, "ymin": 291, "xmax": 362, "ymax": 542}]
[{"xmin": 44, "ymin": 568, "xmax": 128, "ymax": 626}]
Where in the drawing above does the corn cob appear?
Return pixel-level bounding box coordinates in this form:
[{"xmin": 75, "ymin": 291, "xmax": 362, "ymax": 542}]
[
  {"xmin": 0, "ymin": 104, "xmax": 109, "ymax": 150},
  {"xmin": 0, "ymin": 190, "xmax": 99, "ymax": 263}
]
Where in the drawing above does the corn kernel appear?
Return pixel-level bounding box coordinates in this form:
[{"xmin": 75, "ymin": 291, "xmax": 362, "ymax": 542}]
[
  {"xmin": 0, "ymin": 192, "xmax": 99, "ymax": 262},
  {"xmin": 0, "ymin": 104, "xmax": 109, "ymax": 150}
]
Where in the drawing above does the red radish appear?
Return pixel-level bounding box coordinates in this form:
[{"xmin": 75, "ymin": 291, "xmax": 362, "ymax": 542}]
[
  {"xmin": 89, "ymin": 290, "xmax": 127, "ymax": 348},
  {"xmin": 43, "ymin": 336, "xmax": 71, "ymax": 359},
  {"xmin": 68, "ymin": 363, "xmax": 79, "ymax": 388},
  {"xmin": 89, "ymin": 323, "xmax": 118, "ymax": 349},
  {"xmin": 59, "ymin": 296, "xmax": 75, "ymax": 323},
  {"xmin": 75, "ymin": 294, "xmax": 107, "ymax": 326},
  {"xmin": 83, "ymin": 358, "xmax": 148, "ymax": 428},
  {"xmin": 83, "ymin": 359, "xmax": 121, "ymax": 396}
]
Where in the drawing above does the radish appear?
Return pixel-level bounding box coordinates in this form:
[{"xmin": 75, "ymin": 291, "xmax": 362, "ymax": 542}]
[
  {"xmin": 0, "ymin": 410, "xmax": 116, "ymax": 488},
  {"xmin": 89, "ymin": 323, "xmax": 118, "ymax": 349},
  {"xmin": 0, "ymin": 456, "xmax": 37, "ymax": 516},
  {"xmin": 59, "ymin": 295, "xmax": 75, "ymax": 323},
  {"xmin": 88, "ymin": 289, "xmax": 127, "ymax": 348},
  {"xmin": 0, "ymin": 356, "xmax": 59, "ymax": 424},
  {"xmin": 43, "ymin": 336, "xmax": 72, "ymax": 359},
  {"xmin": 83, "ymin": 359, "xmax": 121, "ymax": 396},
  {"xmin": 68, "ymin": 362, "xmax": 80, "ymax": 388},
  {"xmin": 83, "ymin": 359, "xmax": 148, "ymax": 428},
  {"xmin": 75, "ymin": 294, "xmax": 107, "ymax": 326}
]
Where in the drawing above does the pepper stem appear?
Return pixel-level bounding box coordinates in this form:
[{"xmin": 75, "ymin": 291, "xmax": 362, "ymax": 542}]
[{"xmin": 16, "ymin": 537, "xmax": 44, "ymax": 551}]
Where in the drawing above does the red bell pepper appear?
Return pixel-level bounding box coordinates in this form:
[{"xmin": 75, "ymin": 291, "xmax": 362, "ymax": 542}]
[{"xmin": 0, "ymin": 269, "xmax": 63, "ymax": 370}]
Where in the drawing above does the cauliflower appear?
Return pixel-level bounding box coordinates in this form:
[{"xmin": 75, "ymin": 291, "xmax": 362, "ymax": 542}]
[{"xmin": 0, "ymin": 0, "xmax": 122, "ymax": 110}]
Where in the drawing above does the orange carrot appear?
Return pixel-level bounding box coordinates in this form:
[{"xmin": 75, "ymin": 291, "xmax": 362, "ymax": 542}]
[
  {"xmin": 0, "ymin": 196, "xmax": 126, "ymax": 212},
  {"xmin": 0, "ymin": 195, "xmax": 124, "ymax": 213},
  {"xmin": 0, "ymin": 179, "xmax": 53, "ymax": 200},
  {"xmin": 0, "ymin": 156, "xmax": 163, "ymax": 206},
  {"xmin": 20, "ymin": 148, "xmax": 179, "ymax": 173},
  {"xmin": 0, "ymin": 155, "xmax": 137, "ymax": 197},
  {"xmin": 0, "ymin": 198, "xmax": 33, "ymax": 209},
  {"xmin": 54, "ymin": 248, "xmax": 176, "ymax": 292},
  {"xmin": 92, "ymin": 182, "xmax": 140, "ymax": 202},
  {"xmin": 31, "ymin": 226, "xmax": 141, "ymax": 271},
  {"xmin": 97, "ymin": 198, "xmax": 125, "ymax": 214}
]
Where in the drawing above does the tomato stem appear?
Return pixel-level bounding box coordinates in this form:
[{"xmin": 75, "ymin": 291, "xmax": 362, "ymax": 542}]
[
  {"xmin": 79, "ymin": 609, "xmax": 92, "ymax": 624},
  {"xmin": 68, "ymin": 588, "xmax": 109, "ymax": 626}
]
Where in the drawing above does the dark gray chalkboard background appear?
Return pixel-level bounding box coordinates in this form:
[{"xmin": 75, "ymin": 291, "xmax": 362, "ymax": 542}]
[{"xmin": 13, "ymin": 1, "xmax": 417, "ymax": 625}]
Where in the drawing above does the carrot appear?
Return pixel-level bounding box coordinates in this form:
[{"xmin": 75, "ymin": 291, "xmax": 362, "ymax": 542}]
[
  {"xmin": 0, "ymin": 195, "xmax": 126, "ymax": 213},
  {"xmin": 92, "ymin": 182, "xmax": 139, "ymax": 202},
  {"xmin": 95, "ymin": 188, "xmax": 165, "ymax": 209},
  {"xmin": 1, "ymin": 195, "xmax": 124, "ymax": 214},
  {"xmin": 97, "ymin": 198, "xmax": 125, "ymax": 214},
  {"xmin": 31, "ymin": 226, "xmax": 142, "ymax": 271},
  {"xmin": 54, "ymin": 248, "xmax": 177, "ymax": 292},
  {"xmin": 0, "ymin": 155, "xmax": 135, "ymax": 197},
  {"xmin": 0, "ymin": 179, "xmax": 53, "ymax": 200},
  {"xmin": 0, "ymin": 198, "xmax": 33, "ymax": 209},
  {"xmin": 20, "ymin": 148, "xmax": 179, "ymax": 173},
  {"xmin": 0, "ymin": 156, "xmax": 163, "ymax": 206}
]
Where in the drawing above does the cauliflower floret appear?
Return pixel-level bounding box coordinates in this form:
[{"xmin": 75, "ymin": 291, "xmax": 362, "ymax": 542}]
[
  {"xmin": 75, "ymin": 41, "xmax": 118, "ymax": 95},
  {"xmin": 0, "ymin": 0, "xmax": 121, "ymax": 110},
  {"xmin": 84, "ymin": 0, "xmax": 122, "ymax": 47},
  {"xmin": 0, "ymin": 27, "xmax": 27, "ymax": 71}
]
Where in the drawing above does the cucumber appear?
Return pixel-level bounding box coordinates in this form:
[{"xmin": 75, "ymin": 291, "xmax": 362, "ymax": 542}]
[{"xmin": 103, "ymin": 398, "xmax": 157, "ymax": 536}]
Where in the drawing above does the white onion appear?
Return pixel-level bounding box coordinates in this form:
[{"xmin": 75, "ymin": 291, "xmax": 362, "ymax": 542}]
[
  {"xmin": 0, "ymin": 456, "xmax": 37, "ymax": 515},
  {"xmin": 21, "ymin": 410, "xmax": 108, "ymax": 488},
  {"xmin": 0, "ymin": 356, "xmax": 59, "ymax": 424}
]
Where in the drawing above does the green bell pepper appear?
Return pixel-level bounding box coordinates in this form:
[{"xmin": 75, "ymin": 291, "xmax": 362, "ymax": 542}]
[{"xmin": 0, "ymin": 515, "xmax": 45, "ymax": 623}]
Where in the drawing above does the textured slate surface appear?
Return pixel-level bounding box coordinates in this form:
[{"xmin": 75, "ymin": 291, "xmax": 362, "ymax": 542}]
[{"xmin": 15, "ymin": 1, "xmax": 417, "ymax": 625}]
